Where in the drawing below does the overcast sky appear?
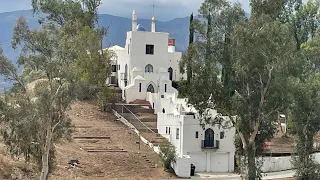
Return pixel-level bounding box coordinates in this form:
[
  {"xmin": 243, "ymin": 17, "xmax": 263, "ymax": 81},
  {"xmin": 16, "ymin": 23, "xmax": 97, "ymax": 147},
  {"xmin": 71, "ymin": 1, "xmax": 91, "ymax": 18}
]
[{"xmin": 0, "ymin": 0, "xmax": 251, "ymax": 21}]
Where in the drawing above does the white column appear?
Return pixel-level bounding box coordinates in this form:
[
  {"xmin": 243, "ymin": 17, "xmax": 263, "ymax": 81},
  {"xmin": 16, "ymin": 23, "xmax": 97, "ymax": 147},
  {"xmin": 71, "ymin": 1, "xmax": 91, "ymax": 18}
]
[
  {"xmin": 151, "ymin": 17, "xmax": 156, "ymax": 32},
  {"xmin": 132, "ymin": 10, "xmax": 137, "ymax": 31}
]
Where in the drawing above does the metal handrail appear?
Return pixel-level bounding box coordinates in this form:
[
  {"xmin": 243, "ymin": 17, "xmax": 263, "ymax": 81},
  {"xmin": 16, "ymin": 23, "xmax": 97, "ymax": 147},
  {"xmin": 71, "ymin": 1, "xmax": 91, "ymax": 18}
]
[{"xmin": 122, "ymin": 105, "xmax": 157, "ymax": 135}]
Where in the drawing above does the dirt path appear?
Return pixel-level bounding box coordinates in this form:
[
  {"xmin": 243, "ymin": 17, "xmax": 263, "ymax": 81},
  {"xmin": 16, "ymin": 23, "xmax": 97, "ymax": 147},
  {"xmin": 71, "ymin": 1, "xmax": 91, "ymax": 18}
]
[{"xmin": 50, "ymin": 101, "xmax": 174, "ymax": 180}]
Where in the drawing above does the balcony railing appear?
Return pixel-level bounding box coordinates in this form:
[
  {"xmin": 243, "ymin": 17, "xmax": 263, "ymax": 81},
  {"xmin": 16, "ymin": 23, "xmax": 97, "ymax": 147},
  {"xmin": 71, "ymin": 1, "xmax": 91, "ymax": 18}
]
[{"xmin": 201, "ymin": 140, "xmax": 220, "ymax": 149}]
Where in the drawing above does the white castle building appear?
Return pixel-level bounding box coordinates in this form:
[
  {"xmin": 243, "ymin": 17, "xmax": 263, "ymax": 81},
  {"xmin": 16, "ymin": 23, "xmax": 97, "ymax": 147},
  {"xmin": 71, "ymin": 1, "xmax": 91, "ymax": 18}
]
[
  {"xmin": 106, "ymin": 10, "xmax": 184, "ymax": 103},
  {"xmin": 107, "ymin": 10, "xmax": 236, "ymax": 178}
]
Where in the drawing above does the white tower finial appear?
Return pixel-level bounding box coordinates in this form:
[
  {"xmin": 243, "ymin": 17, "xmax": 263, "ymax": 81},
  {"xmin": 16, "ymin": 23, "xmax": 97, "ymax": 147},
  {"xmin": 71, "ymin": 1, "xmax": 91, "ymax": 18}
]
[
  {"xmin": 132, "ymin": 10, "xmax": 137, "ymax": 31},
  {"xmin": 151, "ymin": 16, "xmax": 156, "ymax": 32}
]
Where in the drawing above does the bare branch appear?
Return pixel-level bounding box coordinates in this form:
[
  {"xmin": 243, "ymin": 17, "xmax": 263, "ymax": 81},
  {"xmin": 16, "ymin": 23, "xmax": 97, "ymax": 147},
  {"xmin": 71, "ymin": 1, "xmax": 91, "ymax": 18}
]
[{"xmin": 249, "ymin": 66, "xmax": 274, "ymax": 145}]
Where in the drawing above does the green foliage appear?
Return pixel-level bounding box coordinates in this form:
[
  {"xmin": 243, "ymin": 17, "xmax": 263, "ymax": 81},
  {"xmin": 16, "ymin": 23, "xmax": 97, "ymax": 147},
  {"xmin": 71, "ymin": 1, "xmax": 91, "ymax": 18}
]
[
  {"xmin": 290, "ymin": 74, "xmax": 320, "ymax": 179},
  {"xmin": 250, "ymin": 0, "xmax": 287, "ymax": 19},
  {"xmin": 159, "ymin": 140, "xmax": 177, "ymax": 172},
  {"xmin": 0, "ymin": 1, "xmax": 109, "ymax": 179},
  {"xmin": 75, "ymin": 27, "xmax": 112, "ymax": 87},
  {"xmin": 73, "ymin": 81, "xmax": 96, "ymax": 100},
  {"xmin": 171, "ymin": 80, "xmax": 188, "ymax": 98},
  {"xmin": 183, "ymin": 0, "xmax": 302, "ymax": 179},
  {"xmin": 280, "ymin": 0, "xmax": 320, "ymax": 50},
  {"xmin": 97, "ymin": 86, "xmax": 117, "ymax": 112}
]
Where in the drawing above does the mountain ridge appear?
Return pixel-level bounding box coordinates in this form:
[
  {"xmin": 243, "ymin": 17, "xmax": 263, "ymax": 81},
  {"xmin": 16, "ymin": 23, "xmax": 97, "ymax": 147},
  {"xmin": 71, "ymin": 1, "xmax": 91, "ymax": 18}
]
[{"xmin": 0, "ymin": 10, "xmax": 190, "ymax": 89}]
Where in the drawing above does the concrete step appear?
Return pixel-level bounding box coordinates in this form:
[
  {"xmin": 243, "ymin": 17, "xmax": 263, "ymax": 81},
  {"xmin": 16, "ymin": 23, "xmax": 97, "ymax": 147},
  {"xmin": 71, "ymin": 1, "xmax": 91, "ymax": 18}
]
[
  {"xmin": 139, "ymin": 118, "xmax": 157, "ymax": 122},
  {"xmin": 150, "ymin": 128, "xmax": 158, "ymax": 133},
  {"xmin": 129, "ymin": 99, "xmax": 151, "ymax": 105},
  {"xmin": 144, "ymin": 122, "xmax": 157, "ymax": 129},
  {"xmin": 130, "ymin": 108, "xmax": 154, "ymax": 114}
]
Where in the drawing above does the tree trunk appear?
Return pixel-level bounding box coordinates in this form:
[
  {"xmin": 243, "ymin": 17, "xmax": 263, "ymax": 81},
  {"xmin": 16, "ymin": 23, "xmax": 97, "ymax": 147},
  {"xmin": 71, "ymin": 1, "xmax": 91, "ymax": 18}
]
[
  {"xmin": 40, "ymin": 126, "xmax": 53, "ymax": 180},
  {"xmin": 246, "ymin": 144, "xmax": 257, "ymax": 180}
]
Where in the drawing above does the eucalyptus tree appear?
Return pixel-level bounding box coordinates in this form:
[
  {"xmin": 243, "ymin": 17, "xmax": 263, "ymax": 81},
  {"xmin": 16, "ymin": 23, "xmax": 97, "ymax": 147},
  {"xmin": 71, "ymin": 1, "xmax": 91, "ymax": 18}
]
[
  {"xmin": 181, "ymin": 0, "xmax": 299, "ymax": 179},
  {"xmin": 287, "ymin": 34, "xmax": 320, "ymax": 179},
  {"xmin": 0, "ymin": 1, "xmax": 111, "ymax": 179}
]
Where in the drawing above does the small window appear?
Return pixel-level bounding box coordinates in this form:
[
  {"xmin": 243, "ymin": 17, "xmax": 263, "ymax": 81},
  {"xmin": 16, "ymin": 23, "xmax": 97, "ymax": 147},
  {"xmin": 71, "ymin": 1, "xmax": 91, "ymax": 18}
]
[
  {"xmin": 146, "ymin": 44, "xmax": 154, "ymax": 55},
  {"xmin": 118, "ymin": 65, "xmax": 120, "ymax": 70},
  {"xmin": 176, "ymin": 128, "xmax": 179, "ymax": 139},
  {"xmin": 112, "ymin": 65, "xmax": 117, "ymax": 72},
  {"xmin": 145, "ymin": 64, "xmax": 153, "ymax": 72},
  {"xmin": 169, "ymin": 127, "xmax": 171, "ymax": 134},
  {"xmin": 165, "ymin": 84, "xmax": 167, "ymax": 92},
  {"xmin": 162, "ymin": 108, "xmax": 165, "ymax": 113},
  {"xmin": 195, "ymin": 131, "xmax": 198, "ymax": 138},
  {"xmin": 161, "ymin": 95, "xmax": 164, "ymax": 98},
  {"xmin": 139, "ymin": 83, "xmax": 142, "ymax": 92},
  {"xmin": 166, "ymin": 127, "xmax": 168, "ymax": 134},
  {"xmin": 220, "ymin": 131, "xmax": 225, "ymax": 139}
]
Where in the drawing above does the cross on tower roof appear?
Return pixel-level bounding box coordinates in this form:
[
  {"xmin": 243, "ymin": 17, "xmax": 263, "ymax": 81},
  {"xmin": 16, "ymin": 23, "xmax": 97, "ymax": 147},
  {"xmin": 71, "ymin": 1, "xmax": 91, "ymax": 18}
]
[{"xmin": 150, "ymin": 2, "xmax": 158, "ymax": 17}]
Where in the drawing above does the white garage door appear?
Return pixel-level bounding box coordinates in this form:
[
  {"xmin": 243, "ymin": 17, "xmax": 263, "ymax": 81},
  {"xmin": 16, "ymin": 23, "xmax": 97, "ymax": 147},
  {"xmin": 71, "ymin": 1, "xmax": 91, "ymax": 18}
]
[
  {"xmin": 210, "ymin": 153, "xmax": 229, "ymax": 172},
  {"xmin": 188, "ymin": 152, "xmax": 207, "ymax": 172}
]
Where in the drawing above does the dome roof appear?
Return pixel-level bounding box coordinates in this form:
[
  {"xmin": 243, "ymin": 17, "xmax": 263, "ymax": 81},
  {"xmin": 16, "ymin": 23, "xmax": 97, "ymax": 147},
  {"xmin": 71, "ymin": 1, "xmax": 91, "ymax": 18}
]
[{"xmin": 137, "ymin": 24, "xmax": 146, "ymax": 31}]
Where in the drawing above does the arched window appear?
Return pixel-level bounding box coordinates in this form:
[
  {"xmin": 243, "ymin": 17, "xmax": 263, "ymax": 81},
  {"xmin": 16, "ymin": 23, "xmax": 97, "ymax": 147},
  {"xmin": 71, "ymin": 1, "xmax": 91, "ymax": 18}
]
[
  {"xmin": 145, "ymin": 64, "xmax": 153, "ymax": 73},
  {"xmin": 204, "ymin": 128, "xmax": 214, "ymax": 147},
  {"xmin": 168, "ymin": 67, "xmax": 173, "ymax": 80},
  {"xmin": 147, "ymin": 84, "xmax": 155, "ymax": 93}
]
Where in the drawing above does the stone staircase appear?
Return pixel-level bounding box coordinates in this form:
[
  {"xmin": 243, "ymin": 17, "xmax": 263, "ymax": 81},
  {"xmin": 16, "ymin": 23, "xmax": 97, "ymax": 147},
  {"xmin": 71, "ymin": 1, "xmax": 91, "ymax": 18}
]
[{"xmin": 116, "ymin": 99, "xmax": 165, "ymax": 146}]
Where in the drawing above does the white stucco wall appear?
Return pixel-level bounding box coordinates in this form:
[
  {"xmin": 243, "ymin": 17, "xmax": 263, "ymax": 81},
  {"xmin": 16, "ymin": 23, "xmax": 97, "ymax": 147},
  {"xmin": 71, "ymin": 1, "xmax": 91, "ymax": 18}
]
[
  {"xmin": 125, "ymin": 76, "xmax": 146, "ymax": 103},
  {"xmin": 182, "ymin": 116, "xmax": 235, "ymax": 173},
  {"xmin": 173, "ymin": 155, "xmax": 191, "ymax": 178},
  {"xmin": 157, "ymin": 111, "xmax": 235, "ymax": 173},
  {"xmin": 259, "ymin": 152, "xmax": 320, "ymax": 173},
  {"xmin": 128, "ymin": 31, "xmax": 169, "ymax": 74}
]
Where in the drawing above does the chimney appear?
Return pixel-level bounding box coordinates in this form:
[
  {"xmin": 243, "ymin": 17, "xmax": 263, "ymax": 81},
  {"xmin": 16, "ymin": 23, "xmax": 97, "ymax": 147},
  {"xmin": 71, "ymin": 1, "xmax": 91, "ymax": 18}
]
[
  {"xmin": 151, "ymin": 16, "xmax": 156, "ymax": 32},
  {"xmin": 132, "ymin": 10, "xmax": 137, "ymax": 31},
  {"xmin": 168, "ymin": 38, "xmax": 176, "ymax": 52}
]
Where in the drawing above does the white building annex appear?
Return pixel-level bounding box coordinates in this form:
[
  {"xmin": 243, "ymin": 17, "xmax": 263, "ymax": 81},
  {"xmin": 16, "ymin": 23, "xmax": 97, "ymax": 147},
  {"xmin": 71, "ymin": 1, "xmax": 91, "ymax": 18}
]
[{"xmin": 107, "ymin": 10, "xmax": 236, "ymax": 178}]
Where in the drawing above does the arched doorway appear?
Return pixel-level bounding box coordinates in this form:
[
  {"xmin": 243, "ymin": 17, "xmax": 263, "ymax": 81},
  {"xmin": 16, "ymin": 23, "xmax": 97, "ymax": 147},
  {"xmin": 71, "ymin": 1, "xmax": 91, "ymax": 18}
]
[
  {"xmin": 204, "ymin": 128, "xmax": 214, "ymax": 147},
  {"xmin": 147, "ymin": 84, "xmax": 155, "ymax": 93},
  {"xmin": 168, "ymin": 67, "xmax": 173, "ymax": 80}
]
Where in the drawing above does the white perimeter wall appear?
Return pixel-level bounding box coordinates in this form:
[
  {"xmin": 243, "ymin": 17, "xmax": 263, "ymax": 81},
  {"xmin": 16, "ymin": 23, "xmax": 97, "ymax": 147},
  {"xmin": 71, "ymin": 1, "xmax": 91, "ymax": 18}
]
[
  {"xmin": 173, "ymin": 155, "xmax": 191, "ymax": 178},
  {"xmin": 260, "ymin": 152, "xmax": 320, "ymax": 173}
]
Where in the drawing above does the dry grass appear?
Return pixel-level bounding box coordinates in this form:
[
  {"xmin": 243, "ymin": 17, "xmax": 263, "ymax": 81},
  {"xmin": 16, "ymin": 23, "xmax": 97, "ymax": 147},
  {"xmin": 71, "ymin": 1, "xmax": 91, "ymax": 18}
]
[
  {"xmin": 49, "ymin": 101, "xmax": 174, "ymax": 180},
  {"xmin": 0, "ymin": 141, "xmax": 35, "ymax": 179}
]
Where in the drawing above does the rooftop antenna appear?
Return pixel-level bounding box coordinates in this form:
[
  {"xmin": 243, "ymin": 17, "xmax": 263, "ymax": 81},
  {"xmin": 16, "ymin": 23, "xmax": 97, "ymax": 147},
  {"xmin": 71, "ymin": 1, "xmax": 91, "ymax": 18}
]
[{"xmin": 150, "ymin": 2, "xmax": 158, "ymax": 17}]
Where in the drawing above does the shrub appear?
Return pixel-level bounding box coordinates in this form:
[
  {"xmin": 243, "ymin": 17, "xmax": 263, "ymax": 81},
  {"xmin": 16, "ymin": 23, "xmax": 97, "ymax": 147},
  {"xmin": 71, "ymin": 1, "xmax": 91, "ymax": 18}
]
[
  {"xmin": 97, "ymin": 86, "xmax": 117, "ymax": 112},
  {"xmin": 159, "ymin": 140, "xmax": 176, "ymax": 172}
]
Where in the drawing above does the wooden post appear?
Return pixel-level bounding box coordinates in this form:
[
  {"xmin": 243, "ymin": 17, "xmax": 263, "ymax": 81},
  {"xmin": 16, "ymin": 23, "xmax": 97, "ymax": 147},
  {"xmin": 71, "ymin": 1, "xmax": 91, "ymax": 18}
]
[
  {"xmin": 121, "ymin": 105, "xmax": 123, "ymax": 116},
  {"xmin": 139, "ymin": 133, "xmax": 141, "ymax": 150}
]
